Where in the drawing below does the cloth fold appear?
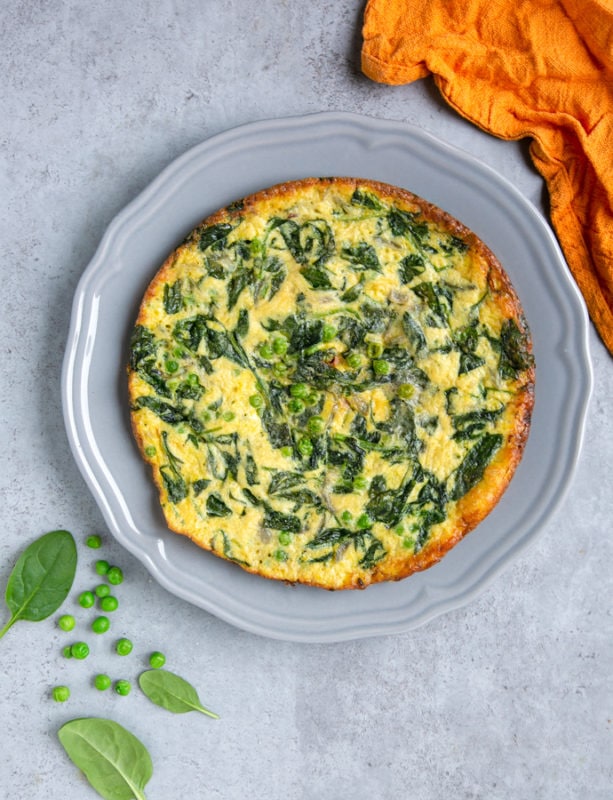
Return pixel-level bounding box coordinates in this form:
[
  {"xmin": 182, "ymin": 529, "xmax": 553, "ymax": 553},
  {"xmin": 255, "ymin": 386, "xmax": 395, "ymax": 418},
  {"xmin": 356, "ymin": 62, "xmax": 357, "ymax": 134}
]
[{"xmin": 362, "ymin": 0, "xmax": 613, "ymax": 355}]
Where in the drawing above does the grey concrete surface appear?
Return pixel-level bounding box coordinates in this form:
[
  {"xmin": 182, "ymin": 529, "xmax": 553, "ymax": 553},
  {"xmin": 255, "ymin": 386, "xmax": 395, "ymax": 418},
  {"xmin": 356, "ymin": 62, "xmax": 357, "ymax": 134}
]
[{"xmin": 1, "ymin": 2, "xmax": 611, "ymax": 798}]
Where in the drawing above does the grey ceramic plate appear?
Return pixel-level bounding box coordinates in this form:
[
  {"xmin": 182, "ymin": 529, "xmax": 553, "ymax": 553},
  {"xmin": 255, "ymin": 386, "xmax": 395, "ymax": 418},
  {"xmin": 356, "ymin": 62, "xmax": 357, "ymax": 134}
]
[{"xmin": 62, "ymin": 111, "xmax": 592, "ymax": 642}]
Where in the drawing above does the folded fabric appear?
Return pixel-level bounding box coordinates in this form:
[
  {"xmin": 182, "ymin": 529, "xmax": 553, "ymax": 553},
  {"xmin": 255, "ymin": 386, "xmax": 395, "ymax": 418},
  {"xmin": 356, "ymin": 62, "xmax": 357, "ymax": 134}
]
[{"xmin": 362, "ymin": 0, "xmax": 613, "ymax": 355}]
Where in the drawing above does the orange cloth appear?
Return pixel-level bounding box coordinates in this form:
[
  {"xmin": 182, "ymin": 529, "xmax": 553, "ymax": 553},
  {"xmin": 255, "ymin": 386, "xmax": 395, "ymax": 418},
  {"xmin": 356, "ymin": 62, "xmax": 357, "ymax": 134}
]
[{"xmin": 362, "ymin": 0, "xmax": 613, "ymax": 355}]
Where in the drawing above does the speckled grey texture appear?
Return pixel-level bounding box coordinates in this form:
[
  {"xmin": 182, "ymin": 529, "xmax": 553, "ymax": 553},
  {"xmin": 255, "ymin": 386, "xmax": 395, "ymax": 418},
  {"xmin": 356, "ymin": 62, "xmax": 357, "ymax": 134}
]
[{"xmin": 0, "ymin": 2, "xmax": 611, "ymax": 798}]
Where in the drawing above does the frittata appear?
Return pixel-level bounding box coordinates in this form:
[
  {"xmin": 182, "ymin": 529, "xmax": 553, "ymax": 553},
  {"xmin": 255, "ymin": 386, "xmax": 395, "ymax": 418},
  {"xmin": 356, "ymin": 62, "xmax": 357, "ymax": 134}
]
[{"xmin": 128, "ymin": 177, "xmax": 534, "ymax": 589}]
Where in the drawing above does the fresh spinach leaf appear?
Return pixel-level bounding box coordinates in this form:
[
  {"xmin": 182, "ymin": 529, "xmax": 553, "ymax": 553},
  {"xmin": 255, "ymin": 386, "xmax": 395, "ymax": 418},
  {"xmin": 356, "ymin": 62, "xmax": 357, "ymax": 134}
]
[
  {"xmin": 341, "ymin": 242, "xmax": 381, "ymax": 272},
  {"xmin": 206, "ymin": 493, "xmax": 232, "ymax": 517},
  {"xmin": 398, "ymin": 253, "xmax": 425, "ymax": 283},
  {"xmin": 350, "ymin": 188, "xmax": 384, "ymax": 211},
  {"xmin": 0, "ymin": 530, "xmax": 77, "ymax": 640},
  {"xmin": 199, "ymin": 223, "xmax": 233, "ymax": 252},
  {"xmin": 451, "ymin": 433, "xmax": 503, "ymax": 500},
  {"xmin": 498, "ymin": 319, "xmax": 534, "ymax": 379},
  {"xmin": 58, "ymin": 717, "xmax": 153, "ymax": 800},
  {"xmin": 139, "ymin": 669, "xmax": 219, "ymax": 719},
  {"xmin": 163, "ymin": 281, "xmax": 182, "ymax": 314}
]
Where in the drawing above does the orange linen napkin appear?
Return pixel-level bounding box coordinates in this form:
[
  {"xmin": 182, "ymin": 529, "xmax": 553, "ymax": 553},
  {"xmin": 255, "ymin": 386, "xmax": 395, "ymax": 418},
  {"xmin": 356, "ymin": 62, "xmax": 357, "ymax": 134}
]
[{"xmin": 362, "ymin": 0, "xmax": 613, "ymax": 355}]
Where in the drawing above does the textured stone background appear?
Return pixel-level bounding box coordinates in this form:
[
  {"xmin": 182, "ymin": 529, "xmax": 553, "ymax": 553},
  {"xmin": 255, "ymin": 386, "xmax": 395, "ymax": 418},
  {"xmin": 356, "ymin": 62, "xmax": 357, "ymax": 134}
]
[{"xmin": 1, "ymin": 2, "xmax": 611, "ymax": 798}]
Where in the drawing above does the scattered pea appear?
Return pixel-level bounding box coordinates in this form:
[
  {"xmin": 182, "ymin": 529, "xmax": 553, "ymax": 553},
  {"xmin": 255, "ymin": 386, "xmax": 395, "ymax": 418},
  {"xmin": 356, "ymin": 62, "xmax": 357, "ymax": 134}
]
[
  {"xmin": 249, "ymin": 394, "xmax": 263, "ymax": 409},
  {"xmin": 222, "ymin": 411, "xmax": 235, "ymax": 422},
  {"xmin": 372, "ymin": 359, "xmax": 390, "ymax": 376},
  {"xmin": 165, "ymin": 359, "xmax": 179, "ymax": 373},
  {"xmin": 307, "ymin": 415, "xmax": 325, "ymax": 435},
  {"xmin": 62, "ymin": 645, "xmax": 73, "ymax": 659},
  {"xmin": 278, "ymin": 531, "xmax": 292, "ymax": 546},
  {"xmin": 397, "ymin": 383, "xmax": 414, "ymax": 399},
  {"xmin": 353, "ymin": 476, "xmax": 368, "ymax": 491},
  {"xmin": 106, "ymin": 566, "xmax": 124, "ymax": 586},
  {"xmin": 304, "ymin": 391, "xmax": 319, "ymax": 406},
  {"xmin": 58, "ymin": 614, "xmax": 75, "ymax": 632},
  {"xmin": 95, "ymin": 560, "xmax": 110, "ymax": 576},
  {"xmin": 289, "ymin": 382, "xmax": 309, "ymax": 399},
  {"xmin": 340, "ymin": 510, "xmax": 353, "ymax": 524},
  {"xmin": 71, "ymin": 642, "xmax": 90, "ymax": 660},
  {"xmin": 100, "ymin": 595, "xmax": 118, "ymax": 613},
  {"xmin": 259, "ymin": 342, "xmax": 274, "ymax": 359},
  {"xmin": 79, "ymin": 590, "xmax": 95, "ymax": 609},
  {"xmin": 86, "ymin": 535, "xmax": 102, "ymax": 549},
  {"xmin": 403, "ymin": 537, "xmax": 414, "ymax": 549},
  {"xmin": 346, "ymin": 353, "xmax": 362, "ymax": 369},
  {"xmin": 186, "ymin": 372, "xmax": 199, "ymax": 385},
  {"xmin": 95, "ymin": 583, "xmax": 111, "ymax": 598},
  {"xmin": 297, "ymin": 437, "xmax": 313, "ymax": 456},
  {"xmin": 114, "ymin": 680, "xmax": 131, "ymax": 696},
  {"xmin": 280, "ymin": 446, "xmax": 293, "ymax": 458},
  {"xmin": 356, "ymin": 513, "xmax": 372, "ymax": 530},
  {"xmin": 272, "ymin": 362, "xmax": 288, "ymax": 377},
  {"xmin": 272, "ymin": 336, "xmax": 288, "ymax": 355},
  {"xmin": 149, "ymin": 651, "xmax": 166, "ymax": 669},
  {"xmin": 144, "ymin": 445, "xmax": 157, "ymax": 457},
  {"xmin": 115, "ymin": 638, "xmax": 133, "ymax": 656},
  {"xmin": 273, "ymin": 549, "xmax": 288, "ymax": 562},
  {"xmin": 92, "ymin": 616, "xmax": 110, "ymax": 635},
  {"xmin": 288, "ymin": 398, "xmax": 305, "ymax": 414},
  {"xmin": 94, "ymin": 674, "xmax": 112, "ymax": 691},
  {"xmin": 52, "ymin": 686, "xmax": 70, "ymax": 703}
]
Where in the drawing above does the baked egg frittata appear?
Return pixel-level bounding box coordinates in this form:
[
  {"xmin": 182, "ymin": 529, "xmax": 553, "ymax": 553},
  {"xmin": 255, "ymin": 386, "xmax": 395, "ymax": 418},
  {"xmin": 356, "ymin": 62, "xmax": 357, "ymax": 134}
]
[{"xmin": 128, "ymin": 177, "xmax": 534, "ymax": 589}]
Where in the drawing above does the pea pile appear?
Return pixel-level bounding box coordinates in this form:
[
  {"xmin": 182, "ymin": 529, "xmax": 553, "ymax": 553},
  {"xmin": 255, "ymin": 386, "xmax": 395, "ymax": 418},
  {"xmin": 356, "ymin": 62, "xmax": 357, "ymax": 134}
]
[{"xmin": 51, "ymin": 534, "xmax": 165, "ymax": 702}]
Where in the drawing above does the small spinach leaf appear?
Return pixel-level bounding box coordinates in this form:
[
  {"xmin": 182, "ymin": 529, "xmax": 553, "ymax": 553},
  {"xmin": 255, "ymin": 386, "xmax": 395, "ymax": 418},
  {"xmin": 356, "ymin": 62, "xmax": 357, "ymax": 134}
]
[
  {"xmin": 1, "ymin": 530, "xmax": 77, "ymax": 640},
  {"xmin": 58, "ymin": 717, "xmax": 153, "ymax": 800},
  {"xmin": 138, "ymin": 669, "xmax": 219, "ymax": 718}
]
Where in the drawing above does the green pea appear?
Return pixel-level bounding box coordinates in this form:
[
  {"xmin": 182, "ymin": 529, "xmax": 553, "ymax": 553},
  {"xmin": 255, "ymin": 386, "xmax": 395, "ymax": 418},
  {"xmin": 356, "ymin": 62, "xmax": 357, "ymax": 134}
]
[
  {"xmin": 187, "ymin": 372, "xmax": 199, "ymax": 385},
  {"xmin": 144, "ymin": 445, "xmax": 157, "ymax": 457},
  {"xmin": 115, "ymin": 638, "xmax": 133, "ymax": 656},
  {"xmin": 114, "ymin": 679, "xmax": 131, "ymax": 696},
  {"xmin": 95, "ymin": 560, "xmax": 110, "ymax": 576},
  {"xmin": 372, "ymin": 359, "xmax": 390, "ymax": 376},
  {"xmin": 289, "ymin": 382, "xmax": 309, "ymax": 399},
  {"xmin": 222, "ymin": 411, "xmax": 235, "ymax": 422},
  {"xmin": 280, "ymin": 446, "xmax": 293, "ymax": 458},
  {"xmin": 52, "ymin": 686, "xmax": 70, "ymax": 703},
  {"xmin": 100, "ymin": 595, "xmax": 118, "ymax": 613},
  {"xmin": 92, "ymin": 616, "xmax": 110, "ymax": 634},
  {"xmin": 340, "ymin": 510, "xmax": 353, "ymax": 524},
  {"xmin": 394, "ymin": 524, "xmax": 405, "ymax": 535},
  {"xmin": 71, "ymin": 642, "xmax": 90, "ymax": 660},
  {"xmin": 297, "ymin": 437, "xmax": 313, "ymax": 456},
  {"xmin": 322, "ymin": 323, "xmax": 337, "ymax": 342},
  {"xmin": 272, "ymin": 336, "xmax": 288, "ymax": 355},
  {"xmin": 106, "ymin": 566, "xmax": 124, "ymax": 586},
  {"xmin": 273, "ymin": 549, "xmax": 288, "ymax": 562},
  {"xmin": 95, "ymin": 583, "xmax": 110, "ymax": 598},
  {"xmin": 86, "ymin": 535, "xmax": 102, "ymax": 549},
  {"xmin": 79, "ymin": 590, "xmax": 95, "ymax": 609},
  {"xmin": 397, "ymin": 383, "xmax": 414, "ymax": 399},
  {"xmin": 366, "ymin": 341, "xmax": 384, "ymax": 358},
  {"xmin": 272, "ymin": 362, "xmax": 288, "ymax": 377},
  {"xmin": 304, "ymin": 391, "xmax": 319, "ymax": 406},
  {"xmin": 58, "ymin": 614, "xmax": 75, "ymax": 632},
  {"xmin": 249, "ymin": 393, "xmax": 263, "ymax": 408},
  {"xmin": 346, "ymin": 353, "xmax": 362, "ymax": 369},
  {"xmin": 288, "ymin": 398, "xmax": 305, "ymax": 414},
  {"xmin": 402, "ymin": 537, "xmax": 414, "ymax": 549},
  {"xmin": 259, "ymin": 342, "xmax": 274, "ymax": 359},
  {"xmin": 62, "ymin": 645, "xmax": 73, "ymax": 659},
  {"xmin": 94, "ymin": 673, "xmax": 112, "ymax": 691},
  {"xmin": 165, "ymin": 359, "xmax": 179, "ymax": 373},
  {"xmin": 353, "ymin": 476, "xmax": 368, "ymax": 491},
  {"xmin": 307, "ymin": 415, "xmax": 325, "ymax": 435},
  {"xmin": 278, "ymin": 531, "xmax": 292, "ymax": 546},
  {"xmin": 149, "ymin": 651, "xmax": 166, "ymax": 669},
  {"xmin": 356, "ymin": 513, "xmax": 372, "ymax": 530}
]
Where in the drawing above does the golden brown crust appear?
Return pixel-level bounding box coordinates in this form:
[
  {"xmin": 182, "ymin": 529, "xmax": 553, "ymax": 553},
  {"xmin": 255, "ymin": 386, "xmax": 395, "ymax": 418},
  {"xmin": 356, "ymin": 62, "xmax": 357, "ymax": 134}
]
[{"xmin": 128, "ymin": 177, "xmax": 535, "ymax": 590}]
